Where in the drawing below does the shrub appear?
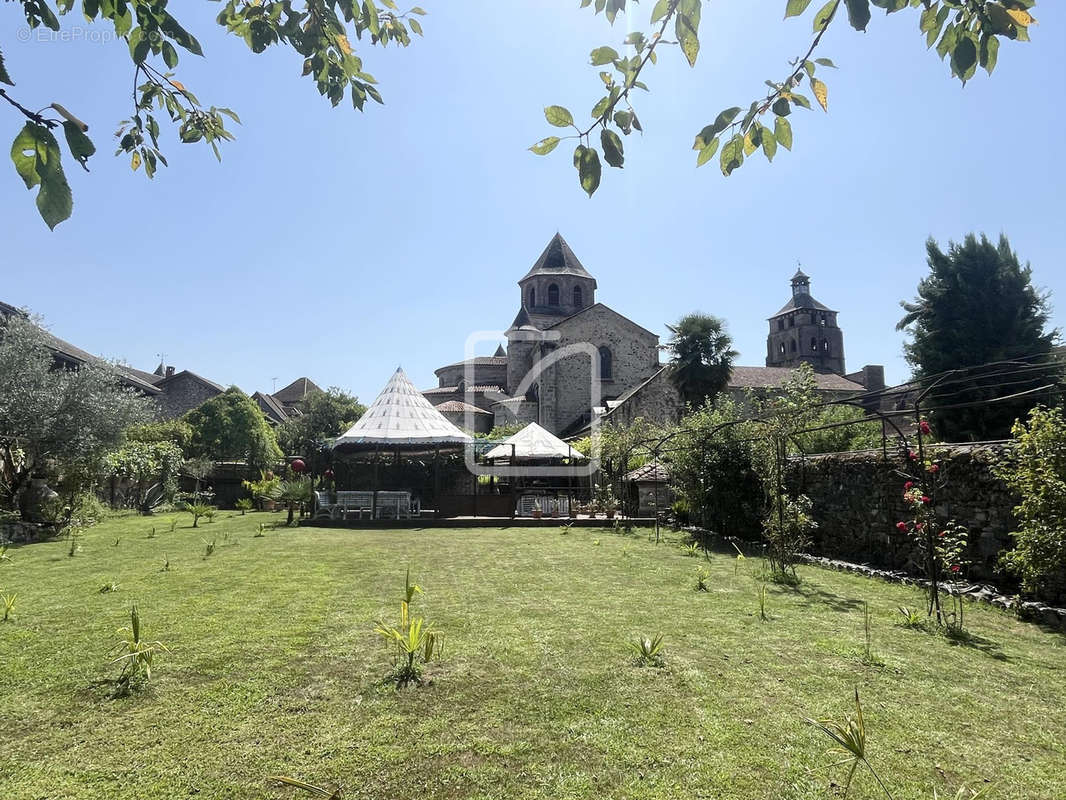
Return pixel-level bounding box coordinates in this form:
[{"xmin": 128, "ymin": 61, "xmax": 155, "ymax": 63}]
[
  {"xmin": 991, "ymin": 406, "xmax": 1066, "ymax": 600},
  {"xmin": 235, "ymin": 498, "xmax": 254, "ymax": 515},
  {"xmin": 186, "ymin": 503, "xmax": 214, "ymax": 528},
  {"xmin": 762, "ymin": 493, "xmax": 816, "ymax": 582},
  {"xmin": 373, "ymin": 570, "xmax": 442, "ymax": 686},
  {"xmin": 694, "ymin": 566, "xmax": 710, "ymax": 592}
]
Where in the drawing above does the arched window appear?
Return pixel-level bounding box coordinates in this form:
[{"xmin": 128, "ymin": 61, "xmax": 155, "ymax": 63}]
[
  {"xmin": 779, "ymin": 342, "xmax": 786, "ymax": 355},
  {"xmin": 548, "ymin": 283, "xmax": 560, "ymax": 306},
  {"xmin": 810, "ymin": 337, "xmax": 818, "ymax": 351},
  {"xmin": 788, "ymin": 316, "xmax": 795, "ymax": 328},
  {"xmin": 527, "ymin": 287, "xmax": 535, "ymax": 307},
  {"xmin": 598, "ymin": 345, "xmax": 613, "ymax": 379},
  {"xmin": 457, "ymin": 379, "xmax": 466, "ymax": 394},
  {"xmin": 789, "ymin": 339, "xmax": 797, "ymax": 353},
  {"xmin": 820, "ymin": 313, "xmax": 827, "ymax": 326},
  {"xmin": 822, "ymin": 340, "xmax": 829, "ymax": 353},
  {"xmin": 573, "ymin": 285, "xmax": 583, "ymax": 309}
]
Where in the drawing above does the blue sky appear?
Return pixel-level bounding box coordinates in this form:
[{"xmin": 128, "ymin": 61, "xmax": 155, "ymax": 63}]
[{"xmin": 3, "ymin": 1, "xmax": 1063, "ymax": 403}]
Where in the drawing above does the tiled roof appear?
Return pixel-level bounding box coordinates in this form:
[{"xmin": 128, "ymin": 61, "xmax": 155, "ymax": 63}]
[
  {"xmin": 728, "ymin": 365, "xmax": 864, "ymax": 392},
  {"xmin": 520, "ymin": 233, "xmax": 597, "ymax": 285},
  {"xmin": 626, "ymin": 462, "xmax": 669, "ymax": 482},
  {"xmin": 434, "ymin": 400, "xmax": 492, "ymax": 415},
  {"xmin": 434, "ymin": 356, "xmax": 508, "ymax": 375},
  {"xmin": 545, "ymin": 302, "xmax": 659, "ymax": 339},
  {"xmin": 252, "ymin": 390, "xmax": 290, "ymax": 424},
  {"xmin": 121, "ymin": 366, "xmax": 165, "ymax": 386},
  {"xmin": 423, "ymin": 384, "xmax": 507, "ymax": 395},
  {"xmin": 273, "ymin": 377, "xmax": 322, "ymax": 404}
]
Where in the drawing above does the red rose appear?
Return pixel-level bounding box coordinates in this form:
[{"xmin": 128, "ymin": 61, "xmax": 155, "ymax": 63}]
[
  {"xmin": 896, "ymin": 521, "xmax": 907, "ymax": 532},
  {"xmin": 904, "ymin": 481, "xmax": 914, "ymax": 490},
  {"xmin": 928, "ymin": 464, "xmax": 940, "ymax": 473},
  {"xmin": 919, "ymin": 420, "xmax": 932, "ymax": 435},
  {"xmin": 908, "ymin": 450, "xmax": 918, "ymax": 461},
  {"xmin": 938, "ymin": 531, "xmax": 945, "ymax": 537},
  {"xmin": 951, "ymin": 564, "xmax": 960, "ymax": 573},
  {"xmin": 921, "ymin": 495, "xmax": 931, "ymax": 504}
]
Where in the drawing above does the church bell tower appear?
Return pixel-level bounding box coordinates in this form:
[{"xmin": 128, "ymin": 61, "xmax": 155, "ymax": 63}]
[{"xmin": 766, "ymin": 268, "xmax": 846, "ymax": 374}]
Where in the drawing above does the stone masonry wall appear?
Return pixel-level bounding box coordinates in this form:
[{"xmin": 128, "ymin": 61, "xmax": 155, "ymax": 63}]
[
  {"xmin": 784, "ymin": 445, "xmax": 1064, "ymax": 603},
  {"xmin": 156, "ymin": 375, "xmax": 221, "ymax": 419}
]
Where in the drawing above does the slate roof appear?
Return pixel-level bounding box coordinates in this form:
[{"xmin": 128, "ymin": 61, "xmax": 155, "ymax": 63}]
[
  {"xmin": 1, "ymin": 300, "xmax": 160, "ymax": 395},
  {"xmin": 273, "ymin": 377, "xmax": 322, "ymax": 404},
  {"xmin": 122, "ymin": 366, "xmax": 166, "ymax": 386},
  {"xmin": 156, "ymin": 369, "xmax": 225, "ymax": 393},
  {"xmin": 520, "ymin": 233, "xmax": 597, "ymax": 286},
  {"xmin": 545, "ymin": 302, "xmax": 659, "ymax": 339},
  {"xmin": 252, "ymin": 391, "xmax": 290, "ymax": 424},
  {"xmin": 626, "ymin": 462, "xmax": 670, "ymax": 483},
  {"xmin": 770, "ymin": 293, "xmax": 834, "ymax": 318}
]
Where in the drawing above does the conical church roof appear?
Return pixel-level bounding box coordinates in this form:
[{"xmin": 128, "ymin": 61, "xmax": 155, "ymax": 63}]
[
  {"xmin": 333, "ymin": 368, "xmax": 473, "ymax": 449},
  {"xmin": 484, "ymin": 422, "xmax": 585, "ymax": 460},
  {"xmin": 520, "ymin": 233, "xmax": 596, "ymax": 286}
]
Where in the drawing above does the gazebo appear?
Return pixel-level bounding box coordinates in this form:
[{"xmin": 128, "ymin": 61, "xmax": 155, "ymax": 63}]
[
  {"xmin": 483, "ymin": 422, "xmax": 587, "ymax": 517},
  {"xmin": 330, "ymin": 368, "xmax": 473, "ymax": 519}
]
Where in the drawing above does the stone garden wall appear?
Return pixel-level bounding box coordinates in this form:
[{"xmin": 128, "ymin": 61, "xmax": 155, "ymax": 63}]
[{"xmin": 783, "ymin": 445, "xmax": 1064, "ymax": 604}]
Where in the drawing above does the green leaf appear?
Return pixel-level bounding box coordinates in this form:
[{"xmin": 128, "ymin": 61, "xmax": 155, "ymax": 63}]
[
  {"xmin": 529, "ymin": 136, "xmax": 561, "ymax": 155},
  {"xmin": 952, "ymin": 34, "xmax": 978, "ymax": 83},
  {"xmin": 812, "ymin": 0, "xmax": 837, "ymax": 31},
  {"xmin": 762, "ymin": 128, "xmax": 778, "ymax": 162},
  {"xmin": 774, "ymin": 116, "xmax": 793, "ymax": 150},
  {"xmin": 590, "ymin": 46, "xmax": 619, "ymax": 66},
  {"xmin": 980, "ymin": 33, "xmax": 999, "ymax": 75},
  {"xmin": 695, "ymin": 106, "xmax": 742, "ymax": 148},
  {"xmin": 814, "ymin": 57, "xmax": 837, "ymax": 68},
  {"xmin": 0, "ymin": 49, "xmax": 13, "ymax": 86},
  {"xmin": 10, "ymin": 123, "xmax": 73, "ymax": 230},
  {"xmin": 843, "ymin": 0, "xmax": 870, "ymax": 31},
  {"xmin": 772, "ymin": 97, "xmax": 791, "ymax": 117},
  {"xmin": 675, "ymin": 1, "xmax": 701, "ymax": 67},
  {"xmin": 161, "ymin": 13, "xmax": 204, "ymax": 57},
  {"xmin": 600, "ymin": 128, "xmax": 624, "ymax": 168},
  {"xmin": 719, "ymin": 134, "xmax": 744, "ymax": 176},
  {"xmin": 128, "ymin": 28, "xmax": 149, "ymax": 64},
  {"xmin": 62, "ymin": 121, "xmax": 96, "ymax": 171},
  {"xmin": 784, "ymin": 0, "xmax": 814, "ymax": 18},
  {"xmin": 544, "ymin": 105, "xmax": 574, "ymax": 128},
  {"xmin": 573, "ymin": 145, "xmax": 601, "ymax": 197},
  {"xmin": 695, "ymin": 137, "xmax": 719, "ymax": 167},
  {"xmin": 650, "ymin": 0, "xmax": 671, "ymax": 24},
  {"xmin": 162, "ymin": 41, "xmax": 179, "ymax": 69}
]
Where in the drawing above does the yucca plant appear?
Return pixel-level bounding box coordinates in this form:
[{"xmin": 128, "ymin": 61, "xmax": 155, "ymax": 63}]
[
  {"xmin": 203, "ymin": 538, "xmax": 216, "ymax": 558},
  {"xmin": 731, "ymin": 541, "xmax": 745, "ymax": 578},
  {"xmin": 254, "ymin": 523, "xmax": 265, "ymax": 538},
  {"xmin": 627, "ymin": 633, "xmax": 665, "ymax": 667},
  {"xmin": 806, "ymin": 689, "xmax": 893, "ymax": 799},
  {"xmin": 2, "ymin": 591, "xmax": 16, "ymax": 622},
  {"xmin": 896, "ymin": 606, "xmax": 924, "ymax": 629},
  {"xmin": 682, "ymin": 541, "xmax": 701, "ymax": 557},
  {"xmin": 110, "ymin": 605, "xmax": 168, "ymax": 695},
  {"xmin": 161, "ymin": 553, "xmax": 170, "ymax": 572},
  {"xmin": 168, "ymin": 519, "xmax": 178, "ymax": 532},
  {"xmin": 235, "ymin": 498, "xmax": 254, "ymax": 516},
  {"xmin": 374, "ymin": 569, "xmax": 442, "ymax": 686},
  {"xmin": 113, "ymin": 537, "xmax": 121, "ymax": 548},
  {"xmin": 268, "ymin": 776, "xmax": 343, "ymax": 798},
  {"xmin": 0, "ymin": 545, "xmax": 12, "ymax": 564},
  {"xmin": 99, "ymin": 581, "xmax": 120, "ymax": 593},
  {"xmin": 695, "ymin": 566, "xmax": 710, "ymax": 592}
]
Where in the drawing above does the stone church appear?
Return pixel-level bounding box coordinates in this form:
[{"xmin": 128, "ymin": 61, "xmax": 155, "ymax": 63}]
[{"xmin": 423, "ymin": 234, "xmax": 884, "ymax": 436}]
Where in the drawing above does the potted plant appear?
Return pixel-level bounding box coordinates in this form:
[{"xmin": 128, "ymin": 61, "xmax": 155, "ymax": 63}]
[
  {"xmin": 604, "ymin": 495, "xmax": 617, "ymax": 519},
  {"xmin": 242, "ymin": 471, "xmax": 281, "ymax": 511},
  {"xmin": 550, "ymin": 498, "xmax": 560, "ymax": 518},
  {"xmin": 569, "ymin": 498, "xmax": 578, "ymax": 519},
  {"xmin": 531, "ymin": 498, "xmax": 543, "ymax": 519}
]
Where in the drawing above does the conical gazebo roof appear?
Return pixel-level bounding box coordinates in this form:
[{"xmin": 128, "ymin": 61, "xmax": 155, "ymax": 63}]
[
  {"xmin": 484, "ymin": 422, "xmax": 585, "ymax": 460},
  {"xmin": 333, "ymin": 368, "xmax": 473, "ymax": 450}
]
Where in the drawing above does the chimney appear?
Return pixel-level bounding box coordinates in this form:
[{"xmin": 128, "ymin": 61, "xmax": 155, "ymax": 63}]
[{"xmin": 165, "ymin": 366, "xmax": 175, "ymax": 378}]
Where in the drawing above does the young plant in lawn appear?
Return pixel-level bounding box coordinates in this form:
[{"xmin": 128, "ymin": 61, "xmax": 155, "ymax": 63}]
[
  {"xmin": 731, "ymin": 540, "xmax": 745, "ymax": 578},
  {"xmin": 113, "ymin": 537, "xmax": 121, "ymax": 548},
  {"xmin": 894, "ymin": 434, "xmax": 969, "ymax": 625},
  {"xmin": 0, "ymin": 545, "xmax": 12, "ymax": 564},
  {"xmin": 235, "ymin": 498, "xmax": 254, "ymax": 515},
  {"xmin": 806, "ymin": 688, "xmax": 894, "ymax": 799},
  {"xmin": 268, "ymin": 776, "xmax": 343, "ymax": 798},
  {"xmin": 203, "ymin": 538, "xmax": 216, "ymax": 558},
  {"xmin": 186, "ymin": 503, "xmax": 214, "ymax": 529},
  {"xmin": 2, "ymin": 591, "xmax": 16, "ymax": 622},
  {"xmin": 373, "ymin": 569, "xmax": 442, "ymax": 687},
  {"xmin": 99, "ymin": 581, "xmax": 120, "ymax": 593},
  {"xmin": 896, "ymin": 606, "xmax": 924, "ymax": 629},
  {"xmin": 627, "ymin": 633, "xmax": 665, "ymax": 667},
  {"xmin": 758, "ymin": 583, "xmax": 769, "ymax": 621},
  {"xmin": 168, "ymin": 519, "xmax": 178, "ymax": 532},
  {"xmin": 254, "ymin": 523, "xmax": 265, "ymax": 538},
  {"xmin": 695, "ymin": 566, "xmax": 710, "ymax": 592},
  {"xmin": 147, "ymin": 527, "xmax": 156, "ymax": 539},
  {"xmin": 682, "ymin": 541, "xmax": 701, "ymax": 557},
  {"xmin": 109, "ymin": 605, "xmax": 168, "ymax": 695},
  {"xmin": 160, "ymin": 553, "xmax": 170, "ymax": 572},
  {"xmin": 67, "ymin": 528, "xmax": 81, "ymax": 557}
]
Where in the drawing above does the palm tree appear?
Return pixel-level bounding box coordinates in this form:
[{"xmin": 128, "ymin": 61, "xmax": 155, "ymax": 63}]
[
  {"xmin": 278, "ymin": 479, "xmax": 312, "ymax": 525},
  {"xmin": 665, "ymin": 313, "xmax": 738, "ymax": 408}
]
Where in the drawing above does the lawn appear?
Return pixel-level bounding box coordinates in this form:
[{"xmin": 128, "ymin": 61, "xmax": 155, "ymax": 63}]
[{"xmin": 1, "ymin": 512, "xmax": 1063, "ymax": 800}]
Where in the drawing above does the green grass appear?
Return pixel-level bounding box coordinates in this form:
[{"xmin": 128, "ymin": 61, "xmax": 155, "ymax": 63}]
[{"xmin": 0, "ymin": 512, "xmax": 1063, "ymax": 800}]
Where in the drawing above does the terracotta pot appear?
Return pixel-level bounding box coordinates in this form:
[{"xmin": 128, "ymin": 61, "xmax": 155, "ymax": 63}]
[
  {"xmin": 262, "ymin": 499, "xmax": 276, "ymax": 512},
  {"xmin": 606, "ymin": 509, "xmax": 616, "ymax": 519},
  {"xmin": 532, "ymin": 509, "xmax": 542, "ymax": 519}
]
